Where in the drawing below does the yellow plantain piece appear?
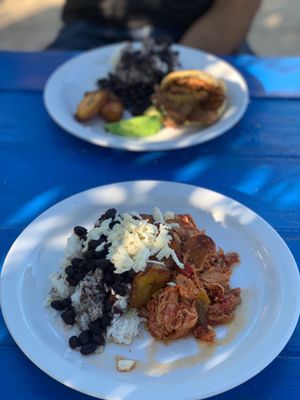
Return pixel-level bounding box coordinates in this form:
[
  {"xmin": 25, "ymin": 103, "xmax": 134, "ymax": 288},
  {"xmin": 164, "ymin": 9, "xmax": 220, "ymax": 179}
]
[
  {"xmin": 75, "ymin": 90, "xmax": 109, "ymax": 122},
  {"xmin": 198, "ymin": 287, "xmax": 211, "ymax": 308},
  {"xmin": 130, "ymin": 264, "xmax": 172, "ymax": 309}
]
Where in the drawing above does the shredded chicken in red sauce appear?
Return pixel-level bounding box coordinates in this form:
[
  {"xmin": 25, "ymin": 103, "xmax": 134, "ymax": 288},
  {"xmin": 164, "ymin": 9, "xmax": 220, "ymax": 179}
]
[
  {"xmin": 144, "ymin": 213, "xmax": 241, "ymax": 343},
  {"xmin": 148, "ymin": 286, "xmax": 198, "ymax": 340}
]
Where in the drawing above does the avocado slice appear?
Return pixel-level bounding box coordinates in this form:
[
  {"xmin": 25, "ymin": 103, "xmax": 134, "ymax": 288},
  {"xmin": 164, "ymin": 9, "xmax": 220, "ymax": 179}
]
[{"xmin": 105, "ymin": 115, "xmax": 162, "ymax": 138}]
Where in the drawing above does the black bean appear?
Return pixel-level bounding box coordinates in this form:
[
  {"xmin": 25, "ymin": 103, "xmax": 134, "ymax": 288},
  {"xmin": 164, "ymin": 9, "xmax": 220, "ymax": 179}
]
[
  {"xmin": 97, "ymin": 235, "xmax": 107, "ymax": 245},
  {"xmin": 112, "ymin": 284, "xmax": 126, "ymax": 297},
  {"xmin": 94, "ymin": 251, "xmax": 104, "ymax": 259},
  {"xmin": 62, "ymin": 297, "xmax": 72, "ymax": 308},
  {"xmin": 104, "ymin": 297, "xmax": 112, "ymax": 312},
  {"xmin": 78, "ymin": 261, "xmax": 88, "ymax": 272},
  {"xmin": 66, "ymin": 276, "xmax": 78, "ymax": 286},
  {"xmin": 65, "ymin": 265, "xmax": 76, "ymax": 277},
  {"xmin": 85, "ymin": 249, "xmax": 95, "ymax": 260},
  {"xmin": 95, "ymin": 238, "xmax": 107, "ymax": 250},
  {"xmin": 92, "ymin": 333, "xmax": 105, "ymax": 346},
  {"xmin": 71, "ymin": 258, "xmax": 83, "ymax": 267},
  {"xmin": 100, "ymin": 315, "xmax": 111, "ymax": 330},
  {"xmin": 127, "ymin": 270, "xmax": 136, "ymax": 280},
  {"xmin": 74, "ymin": 226, "xmax": 87, "ymax": 237},
  {"xmin": 109, "ymin": 220, "xmax": 120, "ymax": 229},
  {"xmin": 88, "ymin": 239, "xmax": 101, "ymax": 250},
  {"xmin": 102, "ymin": 208, "xmax": 117, "ymax": 221},
  {"xmin": 94, "ymin": 247, "xmax": 109, "ymax": 258},
  {"xmin": 86, "ymin": 259, "xmax": 96, "ymax": 271},
  {"xmin": 116, "ymin": 272, "xmax": 133, "ymax": 284},
  {"xmin": 74, "ymin": 271, "xmax": 86, "ymax": 281},
  {"xmin": 61, "ymin": 309, "xmax": 76, "ymax": 325},
  {"xmin": 69, "ymin": 335, "xmax": 80, "ymax": 349},
  {"xmin": 80, "ymin": 342, "xmax": 97, "ymax": 355},
  {"xmin": 89, "ymin": 319, "xmax": 103, "ymax": 334},
  {"xmin": 95, "ymin": 258, "xmax": 113, "ymax": 269},
  {"xmin": 103, "ymin": 270, "xmax": 115, "ymax": 285},
  {"xmin": 97, "ymin": 282, "xmax": 105, "ymax": 293},
  {"xmin": 114, "ymin": 275, "xmax": 123, "ymax": 284},
  {"xmin": 78, "ymin": 330, "xmax": 91, "ymax": 345},
  {"xmin": 50, "ymin": 300, "xmax": 65, "ymax": 311}
]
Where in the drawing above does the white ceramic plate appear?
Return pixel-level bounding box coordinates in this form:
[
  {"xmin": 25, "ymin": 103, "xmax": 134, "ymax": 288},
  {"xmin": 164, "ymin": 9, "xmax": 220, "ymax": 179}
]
[
  {"xmin": 44, "ymin": 43, "xmax": 248, "ymax": 151},
  {"xmin": 1, "ymin": 181, "xmax": 299, "ymax": 400}
]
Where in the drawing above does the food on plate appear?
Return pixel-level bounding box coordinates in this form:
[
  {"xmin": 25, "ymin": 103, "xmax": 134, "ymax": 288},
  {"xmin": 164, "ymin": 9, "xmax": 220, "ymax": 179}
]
[
  {"xmin": 101, "ymin": 101, "xmax": 124, "ymax": 122},
  {"xmin": 75, "ymin": 37, "xmax": 177, "ymax": 127},
  {"xmin": 98, "ymin": 37, "xmax": 179, "ymax": 116},
  {"xmin": 46, "ymin": 207, "xmax": 241, "ymax": 361},
  {"xmin": 75, "ymin": 89, "xmax": 124, "ymax": 123},
  {"xmin": 75, "ymin": 90, "xmax": 109, "ymax": 122},
  {"xmin": 116, "ymin": 357, "xmax": 136, "ymax": 372},
  {"xmin": 105, "ymin": 115, "xmax": 162, "ymax": 137},
  {"xmin": 74, "ymin": 38, "xmax": 228, "ymax": 138},
  {"xmin": 130, "ymin": 264, "xmax": 172, "ymax": 308},
  {"xmin": 152, "ymin": 70, "xmax": 227, "ymax": 127}
]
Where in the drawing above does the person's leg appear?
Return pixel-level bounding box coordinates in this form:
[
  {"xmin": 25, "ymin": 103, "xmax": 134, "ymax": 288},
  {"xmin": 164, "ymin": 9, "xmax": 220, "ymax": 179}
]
[
  {"xmin": 149, "ymin": 27, "xmax": 255, "ymax": 55},
  {"xmin": 47, "ymin": 21, "xmax": 130, "ymax": 50},
  {"xmin": 47, "ymin": 21, "xmax": 105, "ymax": 50}
]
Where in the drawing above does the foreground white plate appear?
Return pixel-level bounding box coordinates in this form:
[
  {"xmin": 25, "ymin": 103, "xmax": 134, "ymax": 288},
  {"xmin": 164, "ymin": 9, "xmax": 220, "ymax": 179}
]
[
  {"xmin": 1, "ymin": 181, "xmax": 299, "ymax": 400},
  {"xmin": 44, "ymin": 43, "xmax": 248, "ymax": 151}
]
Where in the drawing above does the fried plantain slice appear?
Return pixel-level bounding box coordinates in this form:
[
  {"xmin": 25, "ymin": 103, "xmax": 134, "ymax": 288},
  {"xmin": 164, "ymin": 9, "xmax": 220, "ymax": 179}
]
[
  {"xmin": 75, "ymin": 90, "xmax": 109, "ymax": 122},
  {"xmin": 129, "ymin": 264, "xmax": 172, "ymax": 309}
]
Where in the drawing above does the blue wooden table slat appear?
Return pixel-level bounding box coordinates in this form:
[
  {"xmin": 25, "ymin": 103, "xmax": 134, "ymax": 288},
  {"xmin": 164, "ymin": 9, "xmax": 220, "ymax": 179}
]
[
  {"xmin": 1, "ymin": 51, "xmax": 300, "ymax": 98},
  {"xmin": 0, "ymin": 50, "xmax": 299, "ymax": 400}
]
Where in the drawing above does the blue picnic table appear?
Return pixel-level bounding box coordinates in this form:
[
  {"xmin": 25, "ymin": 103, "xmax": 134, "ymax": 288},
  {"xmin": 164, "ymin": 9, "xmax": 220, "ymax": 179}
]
[{"xmin": 0, "ymin": 50, "xmax": 299, "ymax": 400}]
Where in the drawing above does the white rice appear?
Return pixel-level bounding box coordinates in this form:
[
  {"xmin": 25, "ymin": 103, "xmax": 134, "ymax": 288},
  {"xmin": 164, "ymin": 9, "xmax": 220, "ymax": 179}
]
[
  {"xmin": 46, "ymin": 207, "xmax": 179, "ymax": 347},
  {"xmin": 45, "ymin": 272, "xmax": 71, "ymax": 305},
  {"xmin": 107, "ymin": 309, "xmax": 143, "ymax": 345},
  {"xmin": 47, "ymin": 231, "xmax": 84, "ymax": 305},
  {"xmin": 113, "ymin": 295, "xmax": 129, "ymax": 312},
  {"xmin": 64, "ymin": 233, "xmax": 83, "ymax": 260}
]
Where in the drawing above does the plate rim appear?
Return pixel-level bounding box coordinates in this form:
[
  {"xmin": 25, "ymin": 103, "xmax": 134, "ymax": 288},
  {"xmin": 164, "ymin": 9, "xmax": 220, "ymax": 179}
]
[
  {"xmin": 1, "ymin": 180, "xmax": 299, "ymax": 400},
  {"xmin": 43, "ymin": 43, "xmax": 249, "ymax": 152}
]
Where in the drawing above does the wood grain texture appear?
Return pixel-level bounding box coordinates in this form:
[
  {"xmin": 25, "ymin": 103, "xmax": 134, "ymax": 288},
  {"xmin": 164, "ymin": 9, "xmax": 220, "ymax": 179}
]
[
  {"xmin": 0, "ymin": 52, "xmax": 299, "ymax": 400},
  {"xmin": 0, "ymin": 348, "xmax": 299, "ymax": 400},
  {"xmin": 1, "ymin": 51, "xmax": 300, "ymax": 97}
]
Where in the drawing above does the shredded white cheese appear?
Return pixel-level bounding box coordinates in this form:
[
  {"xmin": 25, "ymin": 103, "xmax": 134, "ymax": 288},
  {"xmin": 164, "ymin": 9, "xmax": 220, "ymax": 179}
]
[
  {"xmin": 153, "ymin": 206, "xmax": 164, "ymax": 223},
  {"xmin": 167, "ymin": 282, "xmax": 177, "ymax": 287},
  {"xmin": 129, "ymin": 211, "xmax": 142, "ymax": 219},
  {"xmin": 148, "ymin": 260, "xmax": 165, "ymax": 266},
  {"xmin": 103, "ymin": 208, "xmax": 183, "ymax": 273},
  {"xmin": 82, "ymin": 219, "xmax": 112, "ymax": 252}
]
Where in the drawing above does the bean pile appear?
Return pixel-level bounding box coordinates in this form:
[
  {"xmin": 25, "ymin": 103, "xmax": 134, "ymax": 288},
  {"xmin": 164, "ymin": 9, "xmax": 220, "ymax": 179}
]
[
  {"xmin": 97, "ymin": 37, "xmax": 179, "ymax": 116},
  {"xmin": 50, "ymin": 208, "xmax": 134, "ymax": 355}
]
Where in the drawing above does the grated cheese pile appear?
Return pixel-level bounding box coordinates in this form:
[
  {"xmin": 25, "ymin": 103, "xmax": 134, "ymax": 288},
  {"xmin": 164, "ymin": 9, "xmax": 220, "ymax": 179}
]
[{"xmin": 81, "ymin": 207, "xmax": 183, "ymax": 274}]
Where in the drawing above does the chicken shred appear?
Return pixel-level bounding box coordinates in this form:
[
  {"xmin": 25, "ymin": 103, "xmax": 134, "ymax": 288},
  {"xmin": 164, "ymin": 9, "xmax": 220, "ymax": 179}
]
[{"xmin": 144, "ymin": 214, "xmax": 241, "ymax": 343}]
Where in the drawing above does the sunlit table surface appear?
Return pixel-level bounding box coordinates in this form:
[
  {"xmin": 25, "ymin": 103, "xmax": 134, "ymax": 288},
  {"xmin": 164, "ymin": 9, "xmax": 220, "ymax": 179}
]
[{"xmin": 0, "ymin": 51, "xmax": 299, "ymax": 400}]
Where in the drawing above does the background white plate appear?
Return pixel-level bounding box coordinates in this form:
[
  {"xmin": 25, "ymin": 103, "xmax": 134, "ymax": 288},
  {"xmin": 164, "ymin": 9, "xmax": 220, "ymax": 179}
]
[
  {"xmin": 44, "ymin": 44, "xmax": 249, "ymax": 151},
  {"xmin": 1, "ymin": 181, "xmax": 299, "ymax": 400}
]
